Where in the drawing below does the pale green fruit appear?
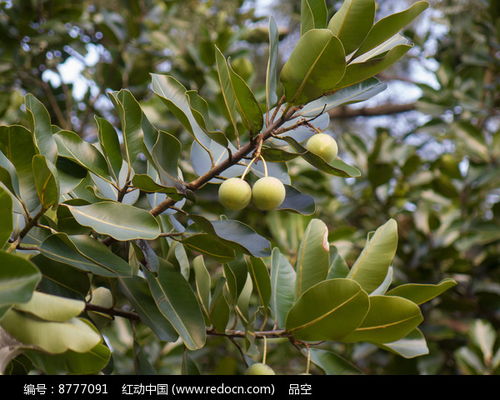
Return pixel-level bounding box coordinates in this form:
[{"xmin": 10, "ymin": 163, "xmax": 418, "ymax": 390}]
[
  {"xmin": 252, "ymin": 176, "xmax": 286, "ymax": 211},
  {"xmin": 218, "ymin": 178, "xmax": 252, "ymax": 210},
  {"xmin": 91, "ymin": 287, "xmax": 113, "ymax": 308},
  {"xmin": 88, "ymin": 287, "xmax": 113, "ymax": 327},
  {"xmin": 305, "ymin": 133, "xmax": 338, "ymax": 163},
  {"xmin": 244, "ymin": 363, "xmax": 276, "ymax": 375},
  {"xmin": 231, "ymin": 57, "xmax": 254, "ymax": 81}
]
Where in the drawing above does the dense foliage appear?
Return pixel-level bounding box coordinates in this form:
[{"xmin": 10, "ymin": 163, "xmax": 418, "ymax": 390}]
[{"xmin": 0, "ymin": 0, "xmax": 498, "ymax": 375}]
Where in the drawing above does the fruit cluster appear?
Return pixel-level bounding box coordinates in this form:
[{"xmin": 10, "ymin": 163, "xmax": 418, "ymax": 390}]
[
  {"xmin": 218, "ymin": 133, "xmax": 338, "ymax": 211},
  {"xmin": 218, "ymin": 176, "xmax": 286, "ymax": 211}
]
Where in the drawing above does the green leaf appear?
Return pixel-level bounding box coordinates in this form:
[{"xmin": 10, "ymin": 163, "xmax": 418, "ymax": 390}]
[
  {"xmin": 378, "ymin": 329, "xmax": 429, "ymax": 359},
  {"xmin": 237, "ymin": 274, "xmax": 253, "ymax": 321},
  {"xmin": 295, "ymin": 219, "xmax": 330, "ymax": 296},
  {"xmin": 40, "ymin": 233, "xmax": 132, "ymax": 277},
  {"xmin": 347, "ymin": 219, "xmax": 398, "ymax": 293},
  {"xmin": 455, "ymin": 346, "xmax": 487, "ymax": 375},
  {"xmin": 32, "ymin": 255, "xmax": 89, "ymax": 301},
  {"xmin": 223, "ymin": 258, "xmax": 248, "ymax": 305},
  {"xmin": 190, "ymin": 140, "xmax": 244, "ymax": 181},
  {"xmin": 214, "ymin": 219, "xmax": 272, "ymax": 258},
  {"xmin": 301, "ymin": 0, "xmax": 328, "ymax": 35},
  {"xmin": 286, "ymin": 278, "xmax": 369, "ymax": 341},
  {"xmin": 469, "ymin": 320, "xmax": 496, "ymax": 363},
  {"xmin": 454, "ymin": 121, "xmax": 490, "ymax": 161},
  {"xmin": 336, "ymin": 44, "xmax": 412, "ymax": 89},
  {"xmin": 0, "ymin": 251, "xmax": 41, "ymax": 316},
  {"xmin": 132, "ymin": 342, "xmax": 156, "ymax": 375},
  {"xmin": 281, "ymin": 136, "xmax": 361, "ymax": 177},
  {"xmin": 328, "ymin": 0, "xmax": 375, "ymax": 54},
  {"xmin": 54, "ymin": 130, "xmax": 110, "ymax": 179},
  {"xmin": 0, "ymin": 150, "xmax": 20, "ymax": 196},
  {"xmin": 209, "ymin": 277, "xmax": 230, "ymax": 332},
  {"xmin": 32, "ymin": 155, "xmax": 59, "ymax": 209},
  {"xmin": 370, "ymin": 266, "xmax": 394, "ymax": 296},
  {"xmin": 119, "ymin": 277, "xmax": 178, "ymax": 342},
  {"xmin": 174, "ymin": 240, "xmax": 190, "ymax": 281},
  {"xmin": 246, "ymin": 257, "xmax": 271, "ymax": 310},
  {"xmin": 150, "ymin": 74, "xmax": 210, "ymax": 146},
  {"xmin": 108, "ymin": 90, "xmax": 144, "ymax": 166},
  {"xmin": 95, "ymin": 116, "xmax": 123, "ymax": 180},
  {"xmin": 310, "ymin": 348, "xmax": 362, "ymax": 375},
  {"xmin": 182, "ymin": 351, "xmax": 201, "ymax": 375},
  {"xmin": 58, "ymin": 200, "xmax": 93, "ymax": 234},
  {"xmin": 281, "ymin": 29, "xmax": 346, "ymax": 105},
  {"xmin": 327, "ymin": 246, "xmax": 350, "ymax": 279},
  {"xmin": 270, "ymin": 248, "xmax": 296, "ymax": 328},
  {"xmin": 131, "ymin": 174, "xmax": 183, "ymax": 200},
  {"xmin": 1, "ymin": 310, "xmax": 101, "ymax": 354},
  {"xmin": 261, "ymin": 147, "xmax": 299, "ymax": 162},
  {"xmin": 64, "ymin": 202, "xmax": 161, "ymax": 241},
  {"xmin": 354, "ymin": 1, "xmax": 429, "ymax": 57},
  {"xmin": 144, "ymin": 268, "xmax": 206, "ymax": 350},
  {"xmin": 215, "ymin": 47, "xmax": 263, "ymax": 136},
  {"xmin": 26, "ymin": 342, "xmax": 110, "ymax": 374},
  {"xmin": 193, "ymin": 256, "xmax": 211, "ymax": 319},
  {"xmin": 24, "ymin": 94, "xmax": 57, "ymax": 163},
  {"xmin": 0, "ymin": 185, "xmax": 13, "ymax": 248},
  {"xmin": 351, "ymin": 33, "xmax": 410, "ymax": 63},
  {"xmin": 386, "ymin": 278, "xmax": 457, "ymax": 305},
  {"xmin": 341, "ymin": 295, "xmax": 423, "ymax": 344},
  {"xmin": 186, "ymin": 91, "xmax": 228, "ymax": 147},
  {"xmin": 151, "ymin": 130, "xmax": 182, "ymax": 186},
  {"xmin": 55, "ymin": 157, "xmax": 87, "ymax": 195},
  {"xmin": 299, "ymin": 78, "xmax": 386, "ymax": 117},
  {"xmin": 14, "ymin": 291, "xmax": 84, "ymax": 322},
  {"xmin": 0, "ymin": 126, "xmax": 39, "ymax": 211},
  {"xmin": 189, "ymin": 216, "xmax": 272, "ymax": 258},
  {"xmin": 278, "ymin": 185, "xmax": 316, "ymax": 215},
  {"xmin": 186, "ymin": 90, "xmax": 210, "ymax": 131},
  {"xmin": 266, "ymin": 16, "xmax": 280, "ymax": 110},
  {"xmin": 183, "ymin": 234, "xmax": 235, "ymax": 262}
]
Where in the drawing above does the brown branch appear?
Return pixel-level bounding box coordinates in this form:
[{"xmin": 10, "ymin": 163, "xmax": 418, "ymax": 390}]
[
  {"xmin": 148, "ymin": 107, "xmax": 299, "ymax": 217},
  {"xmin": 329, "ymin": 102, "xmax": 417, "ymax": 119},
  {"xmin": 83, "ymin": 305, "xmax": 291, "ymax": 340},
  {"xmin": 206, "ymin": 328, "xmax": 289, "ymax": 339},
  {"xmin": 17, "ymin": 207, "xmax": 47, "ymax": 240},
  {"xmin": 85, "ymin": 303, "xmax": 141, "ymax": 321}
]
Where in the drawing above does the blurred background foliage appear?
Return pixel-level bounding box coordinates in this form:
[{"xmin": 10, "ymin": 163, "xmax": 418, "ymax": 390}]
[{"xmin": 1, "ymin": 0, "xmax": 498, "ymax": 375}]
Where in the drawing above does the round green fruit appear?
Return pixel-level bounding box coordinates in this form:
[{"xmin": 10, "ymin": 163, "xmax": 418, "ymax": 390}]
[
  {"xmin": 231, "ymin": 57, "xmax": 254, "ymax": 81},
  {"xmin": 91, "ymin": 287, "xmax": 113, "ymax": 309},
  {"xmin": 244, "ymin": 363, "xmax": 276, "ymax": 375},
  {"xmin": 305, "ymin": 133, "xmax": 338, "ymax": 163},
  {"xmin": 218, "ymin": 178, "xmax": 252, "ymax": 211},
  {"xmin": 252, "ymin": 176, "xmax": 286, "ymax": 211},
  {"xmin": 88, "ymin": 287, "xmax": 113, "ymax": 328}
]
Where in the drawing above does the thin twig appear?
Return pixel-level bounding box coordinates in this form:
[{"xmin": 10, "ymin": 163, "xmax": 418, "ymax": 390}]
[
  {"xmin": 85, "ymin": 303, "xmax": 140, "ymax": 321},
  {"xmin": 228, "ymin": 336, "xmax": 249, "ymax": 368},
  {"xmin": 158, "ymin": 232, "xmax": 185, "ymax": 238},
  {"xmin": 17, "ymin": 207, "xmax": 47, "ymax": 240},
  {"xmin": 149, "ymin": 107, "xmax": 298, "ymax": 217},
  {"xmin": 270, "ymin": 95, "xmax": 285, "ymax": 123},
  {"xmin": 82, "ymin": 305, "xmax": 292, "ymax": 341}
]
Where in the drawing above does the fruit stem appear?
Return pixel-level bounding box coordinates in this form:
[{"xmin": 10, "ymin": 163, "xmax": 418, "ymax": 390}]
[
  {"xmin": 305, "ymin": 345, "xmax": 311, "ymax": 374},
  {"xmin": 260, "ymin": 155, "xmax": 269, "ymax": 177},
  {"xmin": 241, "ymin": 157, "xmax": 257, "ymax": 180},
  {"xmin": 262, "ymin": 336, "xmax": 268, "ymax": 365}
]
